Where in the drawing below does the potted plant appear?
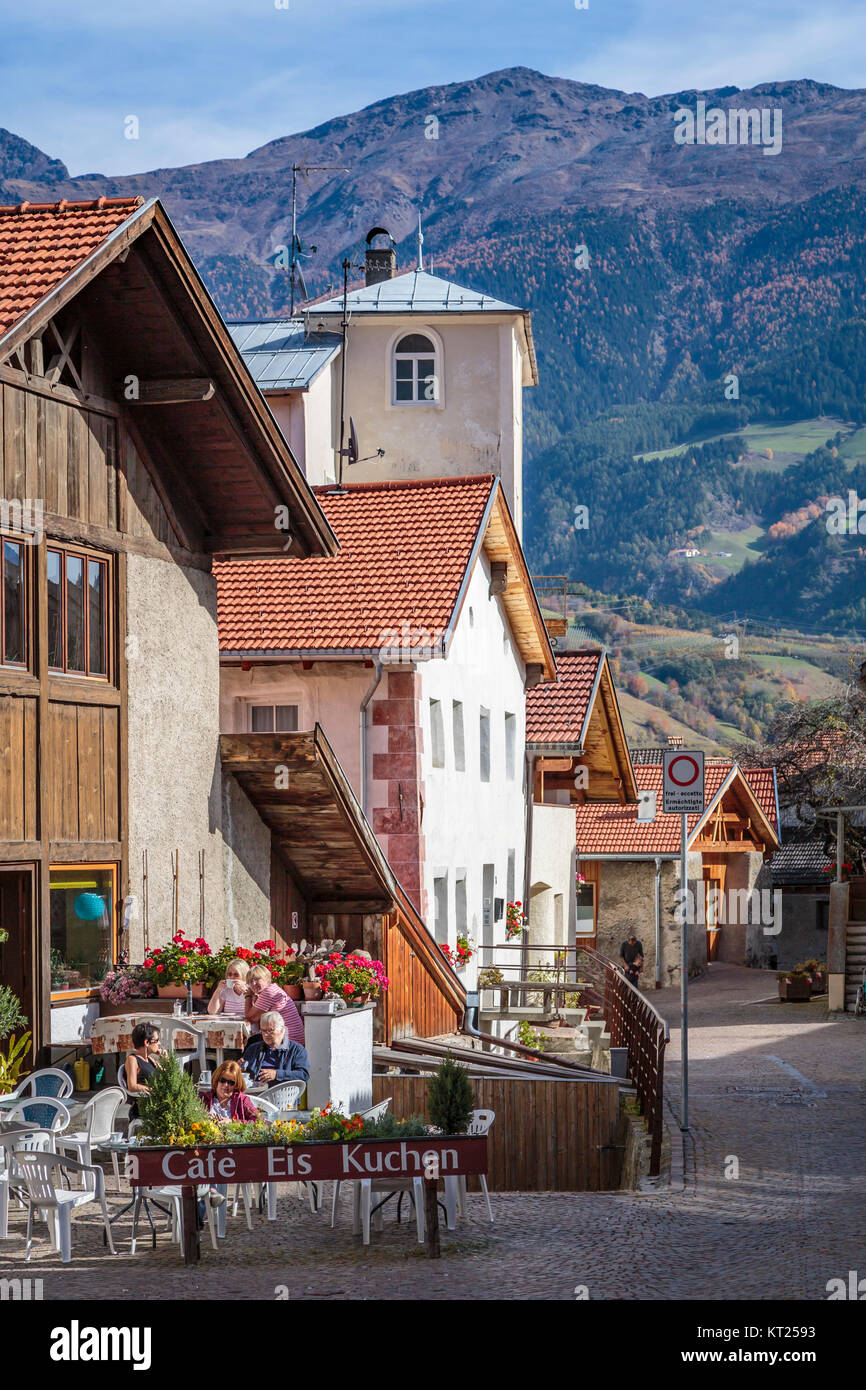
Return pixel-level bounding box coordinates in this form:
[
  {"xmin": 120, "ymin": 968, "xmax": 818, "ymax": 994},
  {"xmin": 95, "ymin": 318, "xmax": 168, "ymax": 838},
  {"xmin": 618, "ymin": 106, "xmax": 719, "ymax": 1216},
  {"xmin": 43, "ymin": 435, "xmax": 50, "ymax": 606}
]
[
  {"xmin": 426, "ymin": 1058, "xmax": 474, "ymax": 1134},
  {"xmin": 314, "ymin": 952, "xmax": 389, "ymax": 1007},
  {"xmin": 802, "ymin": 959, "xmax": 827, "ymax": 994},
  {"xmin": 777, "ymin": 968, "xmax": 812, "ymax": 1002},
  {"xmin": 478, "ymin": 966, "xmax": 508, "ymax": 1011},
  {"xmin": 141, "ymin": 933, "xmax": 213, "ymax": 998},
  {"xmin": 0, "ymin": 987, "xmax": 30, "ymax": 1096},
  {"xmin": 138, "ymin": 1048, "xmax": 209, "ymax": 1144},
  {"xmin": 438, "ymin": 935, "xmax": 475, "ymax": 970},
  {"xmin": 505, "ymin": 901, "xmax": 527, "ymax": 940},
  {"xmin": 99, "ymin": 964, "xmax": 156, "ymax": 1014}
]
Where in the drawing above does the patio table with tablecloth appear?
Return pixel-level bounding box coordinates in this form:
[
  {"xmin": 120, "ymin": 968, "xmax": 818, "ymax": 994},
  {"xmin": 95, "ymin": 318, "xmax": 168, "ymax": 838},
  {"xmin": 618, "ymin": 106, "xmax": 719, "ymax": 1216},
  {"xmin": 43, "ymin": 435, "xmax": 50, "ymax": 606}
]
[{"xmin": 89, "ymin": 1013, "xmax": 250, "ymax": 1063}]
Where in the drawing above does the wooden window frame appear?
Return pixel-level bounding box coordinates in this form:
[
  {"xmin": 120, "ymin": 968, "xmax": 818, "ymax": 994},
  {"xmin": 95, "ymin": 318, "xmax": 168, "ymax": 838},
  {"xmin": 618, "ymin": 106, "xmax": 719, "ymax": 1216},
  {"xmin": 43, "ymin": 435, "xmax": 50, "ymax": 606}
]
[
  {"xmin": 46, "ymin": 543, "xmax": 112, "ymax": 683},
  {"xmin": 0, "ymin": 534, "xmax": 29, "ymax": 671},
  {"xmin": 49, "ymin": 862, "xmax": 118, "ymax": 1002}
]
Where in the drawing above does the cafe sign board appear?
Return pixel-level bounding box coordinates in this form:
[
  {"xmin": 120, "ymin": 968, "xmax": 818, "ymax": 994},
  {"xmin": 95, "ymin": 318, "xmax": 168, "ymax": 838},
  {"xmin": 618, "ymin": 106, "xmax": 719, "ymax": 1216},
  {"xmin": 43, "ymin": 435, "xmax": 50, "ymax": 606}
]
[
  {"xmin": 662, "ymin": 749, "xmax": 705, "ymax": 815},
  {"xmin": 128, "ymin": 1136, "xmax": 488, "ymax": 1187}
]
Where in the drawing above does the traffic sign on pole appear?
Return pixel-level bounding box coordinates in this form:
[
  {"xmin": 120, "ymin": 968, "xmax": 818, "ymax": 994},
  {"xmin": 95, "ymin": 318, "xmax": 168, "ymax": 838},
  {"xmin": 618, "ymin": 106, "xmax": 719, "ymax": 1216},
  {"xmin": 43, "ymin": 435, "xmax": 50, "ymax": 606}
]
[
  {"xmin": 662, "ymin": 750, "xmax": 704, "ymax": 1134},
  {"xmin": 663, "ymin": 749, "xmax": 705, "ymax": 814}
]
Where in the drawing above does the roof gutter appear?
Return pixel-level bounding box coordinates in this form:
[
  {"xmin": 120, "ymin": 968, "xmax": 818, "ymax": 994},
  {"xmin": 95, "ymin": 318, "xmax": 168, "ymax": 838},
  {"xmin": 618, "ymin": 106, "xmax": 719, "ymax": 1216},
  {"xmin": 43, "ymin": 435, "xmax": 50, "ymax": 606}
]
[{"xmin": 359, "ymin": 661, "xmax": 385, "ymax": 815}]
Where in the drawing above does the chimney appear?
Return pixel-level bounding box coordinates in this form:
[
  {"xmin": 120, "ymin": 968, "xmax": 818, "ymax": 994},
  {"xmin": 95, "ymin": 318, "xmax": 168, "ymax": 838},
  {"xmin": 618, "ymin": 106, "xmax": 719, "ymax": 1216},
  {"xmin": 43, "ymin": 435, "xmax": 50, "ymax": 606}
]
[
  {"xmin": 365, "ymin": 226, "xmax": 396, "ymax": 286},
  {"xmin": 637, "ymin": 789, "xmax": 657, "ymax": 823}
]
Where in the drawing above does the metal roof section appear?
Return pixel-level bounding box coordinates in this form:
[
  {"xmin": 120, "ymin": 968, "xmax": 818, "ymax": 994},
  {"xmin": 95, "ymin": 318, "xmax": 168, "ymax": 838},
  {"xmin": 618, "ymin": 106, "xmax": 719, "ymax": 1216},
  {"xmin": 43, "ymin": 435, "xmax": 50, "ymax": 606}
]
[
  {"xmin": 306, "ymin": 269, "xmax": 522, "ymax": 317},
  {"xmin": 228, "ymin": 318, "xmax": 342, "ymax": 391}
]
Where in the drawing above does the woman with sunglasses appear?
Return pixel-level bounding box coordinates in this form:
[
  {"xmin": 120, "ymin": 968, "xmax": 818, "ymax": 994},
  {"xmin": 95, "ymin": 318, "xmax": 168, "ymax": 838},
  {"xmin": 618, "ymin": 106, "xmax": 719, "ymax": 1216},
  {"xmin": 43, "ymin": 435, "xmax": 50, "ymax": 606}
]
[{"xmin": 200, "ymin": 1059, "xmax": 259, "ymax": 1123}]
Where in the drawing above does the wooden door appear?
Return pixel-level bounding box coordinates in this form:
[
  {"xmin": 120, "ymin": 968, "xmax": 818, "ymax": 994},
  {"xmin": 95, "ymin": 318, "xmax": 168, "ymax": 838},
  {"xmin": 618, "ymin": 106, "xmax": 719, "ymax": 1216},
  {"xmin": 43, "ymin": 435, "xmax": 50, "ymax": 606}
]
[
  {"xmin": 703, "ymin": 866, "xmax": 725, "ymax": 961},
  {"xmin": 0, "ymin": 868, "xmax": 34, "ymax": 1042}
]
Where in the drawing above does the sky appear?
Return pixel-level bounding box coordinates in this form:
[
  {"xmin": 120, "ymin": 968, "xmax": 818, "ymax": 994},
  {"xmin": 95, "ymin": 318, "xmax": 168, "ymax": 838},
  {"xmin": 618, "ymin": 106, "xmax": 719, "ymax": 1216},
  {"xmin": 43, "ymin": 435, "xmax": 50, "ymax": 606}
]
[{"xmin": 1, "ymin": 0, "xmax": 864, "ymax": 177}]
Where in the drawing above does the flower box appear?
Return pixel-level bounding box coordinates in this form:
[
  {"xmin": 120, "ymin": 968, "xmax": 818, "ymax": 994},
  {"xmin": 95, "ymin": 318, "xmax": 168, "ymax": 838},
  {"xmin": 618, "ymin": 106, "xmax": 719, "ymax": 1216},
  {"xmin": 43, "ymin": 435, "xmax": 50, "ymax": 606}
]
[
  {"xmin": 157, "ymin": 983, "xmax": 207, "ymax": 1000},
  {"xmin": 303, "ymin": 998, "xmax": 342, "ymax": 1015},
  {"xmin": 778, "ymin": 975, "xmax": 811, "ymax": 1001}
]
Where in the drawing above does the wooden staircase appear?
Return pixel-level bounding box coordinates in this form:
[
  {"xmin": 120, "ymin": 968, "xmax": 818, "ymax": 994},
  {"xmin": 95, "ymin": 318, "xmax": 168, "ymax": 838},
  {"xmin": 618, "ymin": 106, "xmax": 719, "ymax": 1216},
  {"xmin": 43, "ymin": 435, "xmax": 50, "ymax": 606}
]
[{"xmin": 845, "ymin": 878, "xmax": 866, "ymax": 1011}]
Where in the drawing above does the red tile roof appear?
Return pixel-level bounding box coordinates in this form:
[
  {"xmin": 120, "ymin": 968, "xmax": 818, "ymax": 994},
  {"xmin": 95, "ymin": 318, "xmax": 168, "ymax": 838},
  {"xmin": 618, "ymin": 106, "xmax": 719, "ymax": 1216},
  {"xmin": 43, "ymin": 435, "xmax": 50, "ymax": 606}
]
[
  {"xmin": 575, "ymin": 762, "xmax": 778, "ymax": 856},
  {"xmin": 525, "ymin": 649, "xmax": 602, "ymax": 745},
  {"xmin": 215, "ymin": 475, "xmax": 495, "ymax": 653},
  {"xmin": 0, "ymin": 197, "xmax": 145, "ymax": 338}
]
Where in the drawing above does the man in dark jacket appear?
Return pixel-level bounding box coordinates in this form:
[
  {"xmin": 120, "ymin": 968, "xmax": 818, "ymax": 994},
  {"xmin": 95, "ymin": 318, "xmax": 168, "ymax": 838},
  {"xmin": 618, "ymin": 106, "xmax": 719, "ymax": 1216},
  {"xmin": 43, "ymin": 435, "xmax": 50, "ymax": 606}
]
[
  {"xmin": 241, "ymin": 1011, "xmax": 310, "ymax": 1086},
  {"xmin": 620, "ymin": 933, "xmax": 644, "ymax": 987}
]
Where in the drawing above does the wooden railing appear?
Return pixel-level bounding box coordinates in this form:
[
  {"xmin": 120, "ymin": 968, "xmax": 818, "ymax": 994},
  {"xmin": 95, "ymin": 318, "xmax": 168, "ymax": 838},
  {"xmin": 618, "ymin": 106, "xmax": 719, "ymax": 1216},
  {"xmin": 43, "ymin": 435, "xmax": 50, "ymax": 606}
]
[
  {"xmin": 576, "ymin": 946, "xmax": 669, "ymax": 1177},
  {"xmin": 476, "ymin": 939, "xmax": 669, "ymax": 1176}
]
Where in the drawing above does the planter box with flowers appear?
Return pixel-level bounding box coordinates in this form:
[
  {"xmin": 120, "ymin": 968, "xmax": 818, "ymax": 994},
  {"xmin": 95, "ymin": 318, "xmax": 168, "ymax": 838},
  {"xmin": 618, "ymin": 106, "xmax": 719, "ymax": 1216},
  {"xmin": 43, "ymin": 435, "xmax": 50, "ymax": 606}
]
[
  {"xmin": 778, "ymin": 971, "xmax": 812, "ymax": 1002},
  {"xmin": 314, "ymin": 952, "xmax": 389, "ymax": 1007},
  {"xmin": 141, "ymin": 934, "xmax": 213, "ymax": 998},
  {"xmin": 505, "ymin": 901, "xmax": 527, "ymax": 941},
  {"xmin": 438, "ymin": 936, "xmax": 475, "ymax": 971},
  {"xmin": 98, "ymin": 964, "xmax": 157, "ymax": 1015}
]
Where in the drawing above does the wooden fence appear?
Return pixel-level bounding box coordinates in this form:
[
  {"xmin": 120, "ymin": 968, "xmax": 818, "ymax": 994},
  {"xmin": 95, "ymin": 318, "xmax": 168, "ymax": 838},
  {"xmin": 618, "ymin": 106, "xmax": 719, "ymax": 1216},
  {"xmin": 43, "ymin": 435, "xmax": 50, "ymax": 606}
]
[
  {"xmin": 577, "ymin": 946, "xmax": 668, "ymax": 1176},
  {"xmin": 371, "ymin": 1073, "xmax": 624, "ymax": 1191}
]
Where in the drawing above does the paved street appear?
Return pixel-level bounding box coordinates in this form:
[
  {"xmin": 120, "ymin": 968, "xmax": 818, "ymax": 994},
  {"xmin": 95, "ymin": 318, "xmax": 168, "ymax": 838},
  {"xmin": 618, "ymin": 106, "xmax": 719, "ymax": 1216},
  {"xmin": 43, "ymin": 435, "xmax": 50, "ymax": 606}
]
[{"xmin": 3, "ymin": 963, "xmax": 864, "ymax": 1301}]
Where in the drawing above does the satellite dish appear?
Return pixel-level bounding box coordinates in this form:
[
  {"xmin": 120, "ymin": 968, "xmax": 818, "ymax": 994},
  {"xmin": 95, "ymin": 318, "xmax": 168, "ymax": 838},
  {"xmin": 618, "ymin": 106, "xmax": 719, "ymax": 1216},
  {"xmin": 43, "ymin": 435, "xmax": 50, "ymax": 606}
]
[{"xmin": 347, "ymin": 417, "xmax": 359, "ymax": 466}]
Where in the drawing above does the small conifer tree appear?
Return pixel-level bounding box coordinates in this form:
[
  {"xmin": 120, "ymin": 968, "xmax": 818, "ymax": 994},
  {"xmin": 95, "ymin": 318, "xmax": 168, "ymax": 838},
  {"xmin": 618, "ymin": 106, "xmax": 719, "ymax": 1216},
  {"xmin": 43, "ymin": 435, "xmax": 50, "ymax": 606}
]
[
  {"xmin": 138, "ymin": 1048, "xmax": 208, "ymax": 1143},
  {"xmin": 427, "ymin": 1057, "xmax": 474, "ymax": 1134}
]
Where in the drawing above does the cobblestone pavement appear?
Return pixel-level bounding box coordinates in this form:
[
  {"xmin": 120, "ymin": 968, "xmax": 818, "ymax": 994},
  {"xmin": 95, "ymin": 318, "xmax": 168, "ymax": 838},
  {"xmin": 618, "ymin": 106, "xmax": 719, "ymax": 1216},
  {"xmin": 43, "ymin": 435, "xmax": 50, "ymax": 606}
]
[{"xmin": 2, "ymin": 963, "xmax": 864, "ymax": 1301}]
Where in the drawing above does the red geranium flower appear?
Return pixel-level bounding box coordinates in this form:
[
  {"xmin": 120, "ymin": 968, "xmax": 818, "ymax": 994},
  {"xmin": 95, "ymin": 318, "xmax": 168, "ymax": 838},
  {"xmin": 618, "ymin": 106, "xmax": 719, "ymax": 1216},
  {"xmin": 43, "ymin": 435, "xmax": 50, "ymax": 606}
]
[
  {"xmin": 143, "ymin": 959, "xmax": 154, "ymax": 968},
  {"xmin": 155, "ymin": 964, "xmax": 165, "ymax": 973}
]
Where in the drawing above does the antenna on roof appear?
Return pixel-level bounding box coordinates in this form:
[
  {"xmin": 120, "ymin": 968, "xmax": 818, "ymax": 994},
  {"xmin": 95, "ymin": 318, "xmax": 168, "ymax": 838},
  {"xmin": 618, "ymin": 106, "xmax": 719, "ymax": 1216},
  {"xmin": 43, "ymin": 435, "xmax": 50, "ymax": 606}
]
[
  {"xmin": 289, "ymin": 162, "xmax": 349, "ymax": 314},
  {"xmin": 334, "ymin": 257, "xmax": 385, "ymax": 488},
  {"xmin": 416, "ymin": 211, "xmax": 424, "ymax": 271}
]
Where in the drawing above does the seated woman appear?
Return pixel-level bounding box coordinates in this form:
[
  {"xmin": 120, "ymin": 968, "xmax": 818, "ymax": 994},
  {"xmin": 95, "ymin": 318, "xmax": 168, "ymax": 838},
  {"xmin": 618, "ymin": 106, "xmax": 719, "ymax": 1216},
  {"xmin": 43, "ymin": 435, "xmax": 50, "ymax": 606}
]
[
  {"xmin": 124, "ymin": 1023, "xmax": 164, "ymax": 1114},
  {"xmin": 245, "ymin": 964, "xmax": 305, "ymax": 1045},
  {"xmin": 200, "ymin": 1060, "xmax": 259, "ymax": 1123},
  {"xmin": 241, "ymin": 1011, "xmax": 310, "ymax": 1087},
  {"xmin": 207, "ymin": 958, "xmax": 251, "ymax": 1018}
]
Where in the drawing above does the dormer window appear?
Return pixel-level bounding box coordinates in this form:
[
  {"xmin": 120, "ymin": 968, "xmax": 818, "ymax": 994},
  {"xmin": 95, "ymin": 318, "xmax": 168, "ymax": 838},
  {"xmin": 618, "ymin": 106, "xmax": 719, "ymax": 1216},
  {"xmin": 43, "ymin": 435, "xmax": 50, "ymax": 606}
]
[{"xmin": 393, "ymin": 333, "xmax": 439, "ymax": 404}]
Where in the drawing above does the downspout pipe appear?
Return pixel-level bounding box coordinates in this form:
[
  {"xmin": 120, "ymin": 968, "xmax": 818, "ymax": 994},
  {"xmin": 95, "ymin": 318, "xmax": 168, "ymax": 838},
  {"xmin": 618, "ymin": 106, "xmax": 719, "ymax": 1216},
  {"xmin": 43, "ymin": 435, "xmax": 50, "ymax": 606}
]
[
  {"xmin": 654, "ymin": 855, "xmax": 662, "ymax": 989},
  {"xmin": 359, "ymin": 661, "xmax": 384, "ymax": 815},
  {"xmin": 522, "ymin": 751, "xmax": 536, "ymax": 982}
]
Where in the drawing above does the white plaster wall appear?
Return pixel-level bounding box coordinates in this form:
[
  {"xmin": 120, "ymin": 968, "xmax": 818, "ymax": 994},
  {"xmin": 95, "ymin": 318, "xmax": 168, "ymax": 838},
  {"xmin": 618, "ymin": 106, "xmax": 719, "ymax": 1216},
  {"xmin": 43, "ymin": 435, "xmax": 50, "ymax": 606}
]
[
  {"xmin": 267, "ymin": 369, "xmax": 337, "ymax": 488},
  {"xmin": 126, "ymin": 554, "xmax": 273, "ymax": 958},
  {"xmin": 316, "ymin": 315, "xmax": 522, "ymax": 519},
  {"xmin": 529, "ymin": 803, "xmax": 577, "ymax": 947},
  {"xmin": 417, "ymin": 554, "xmax": 527, "ymax": 983},
  {"xmin": 220, "ymin": 661, "xmax": 375, "ymax": 799},
  {"xmin": 304, "ymin": 1004, "xmax": 374, "ymax": 1112}
]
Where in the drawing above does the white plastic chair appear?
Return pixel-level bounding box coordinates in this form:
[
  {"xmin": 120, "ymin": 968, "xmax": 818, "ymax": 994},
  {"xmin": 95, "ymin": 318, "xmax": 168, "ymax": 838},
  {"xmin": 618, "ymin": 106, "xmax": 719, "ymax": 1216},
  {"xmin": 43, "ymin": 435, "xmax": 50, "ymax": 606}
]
[
  {"xmin": 16, "ymin": 1151, "xmax": 116, "ymax": 1262},
  {"xmin": 330, "ymin": 1098, "xmax": 392, "ymax": 1229},
  {"xmin": 452, "ymin": 1108, "xmax": 494, "ymax": 1223},
  {"xmin": 7, "ymin": 1097, "xmax": 71, "ymax": 1148},
  {"xmin": 8, "ymin": 1068, "xmax": 73, "ymax": 1102},
  {"xmin": 146, "ymin": 1019, "xmax": 207, "ymax": 1073},
  {"xmin": 0, "ymin": 1128, "xmax": 53, "ymax": 1238},
  {"xmin": 57, "ymin": 1088, "xmax": 125, "ymax": 1192},
  {"xmin": 261, "ymin": 1081, "xmax": 304, "ymax": 1114}
]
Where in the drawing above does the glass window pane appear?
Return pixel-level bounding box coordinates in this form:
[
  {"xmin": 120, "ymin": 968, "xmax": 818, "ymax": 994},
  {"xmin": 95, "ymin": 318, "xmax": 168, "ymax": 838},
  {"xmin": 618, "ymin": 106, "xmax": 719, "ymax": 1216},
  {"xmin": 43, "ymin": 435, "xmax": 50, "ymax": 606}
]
[
  {"xmin": 394, "ymin": 360, "xmax": 413, "ymax": 379},
  {"xmin": 274, "ymin": 705, "xmax": 298, "ymax": 732},
  {"xmin": 66, "ymin": 555, "xmax": 85, "ymax": 672},
  {"xmin": 88, "ymin": 560, "xmax": 106, "ymax": 676},
  {"xmin": 576, "ymin": 884, "xmax": 595, "ymax": 932},
  {"xmin": 251, "ymin": 706, "xmax": 275, "ymax": 732},
  {"xmin": 3, "ymin": 541, "xmax": 24, "ymax": 665},
  {"xmin": 396, "ymin": 334, "xmax": 434, "ymax": 353},
  {"xmin": 47, "ymin": 550, "xmax": 63, "ymax": 669},
  {"xmin": 395, "ymin": 379, "xmax": 413, "ymax": 401},
  {"xmin": 49, "ymin": 866, "xmax": 114, "ymax": 992}
]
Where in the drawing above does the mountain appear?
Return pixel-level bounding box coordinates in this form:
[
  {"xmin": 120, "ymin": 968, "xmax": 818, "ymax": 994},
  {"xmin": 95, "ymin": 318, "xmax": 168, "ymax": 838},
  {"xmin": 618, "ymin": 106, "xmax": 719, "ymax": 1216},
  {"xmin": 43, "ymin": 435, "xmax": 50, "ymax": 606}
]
[{"xmin": 2, "ymin": 68, "xmax": 866, "ymax": 632}]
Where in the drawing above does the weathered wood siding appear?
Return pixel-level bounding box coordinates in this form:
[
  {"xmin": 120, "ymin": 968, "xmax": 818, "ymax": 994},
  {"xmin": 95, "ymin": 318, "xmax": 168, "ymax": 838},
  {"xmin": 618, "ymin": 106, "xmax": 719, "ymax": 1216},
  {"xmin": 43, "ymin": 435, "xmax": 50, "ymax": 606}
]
[
  {"xmin": 371, "ymin": 1073, "xmax": 624, "ymax": 1191},
  {"xmin": 46, "ymin": 703, "xmax": 120, "ymax": 843},
  {"xmin": 0, "ymin": 695, "xmax": 38, "ymax": 841}
]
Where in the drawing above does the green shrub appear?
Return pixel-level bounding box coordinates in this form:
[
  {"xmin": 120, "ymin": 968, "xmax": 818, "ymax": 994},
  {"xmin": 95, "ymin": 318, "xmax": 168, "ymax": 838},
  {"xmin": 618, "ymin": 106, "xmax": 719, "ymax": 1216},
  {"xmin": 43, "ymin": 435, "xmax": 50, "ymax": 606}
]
[
  {"xmin": 0, "ymin": 987, "xmax": 27, "ymax": 1042},
  {"xmin": 426, "ymin": 1058, "xmax": 474, "ymax": 1134},
  {"xmin": 138, "ymin": 1049, "xmax": 208, "ymax": 1144}
]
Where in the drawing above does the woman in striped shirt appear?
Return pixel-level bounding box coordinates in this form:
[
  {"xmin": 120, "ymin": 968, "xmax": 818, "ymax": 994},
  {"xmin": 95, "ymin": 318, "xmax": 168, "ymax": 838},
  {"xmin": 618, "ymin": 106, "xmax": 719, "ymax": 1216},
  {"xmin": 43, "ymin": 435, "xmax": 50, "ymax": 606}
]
[{"xmin": 245, "ymin": 964, "xmax": 305, "ymax": 1045}]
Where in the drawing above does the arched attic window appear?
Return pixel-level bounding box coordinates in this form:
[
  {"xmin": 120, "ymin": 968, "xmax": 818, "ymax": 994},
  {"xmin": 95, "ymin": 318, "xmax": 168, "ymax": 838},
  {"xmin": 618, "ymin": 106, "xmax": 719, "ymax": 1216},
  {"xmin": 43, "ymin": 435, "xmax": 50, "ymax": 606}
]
[{"xmin": 393, "ymin": 332, "xmax": 439, "ymax": 404}]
